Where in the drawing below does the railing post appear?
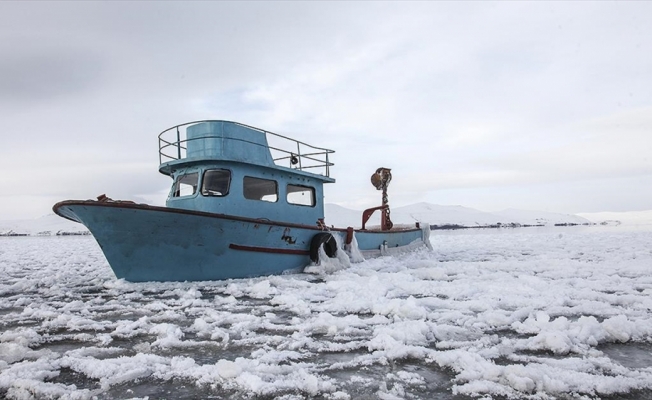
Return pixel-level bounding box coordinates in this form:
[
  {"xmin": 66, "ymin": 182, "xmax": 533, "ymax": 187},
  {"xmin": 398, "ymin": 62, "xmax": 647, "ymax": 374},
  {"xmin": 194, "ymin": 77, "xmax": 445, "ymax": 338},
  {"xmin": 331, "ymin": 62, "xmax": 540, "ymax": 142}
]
[
  {"xmin": 326, "ymin": 152, "xmax": 329, "ymax": 177},
  {"xmin": 297, "ymin": 143, "xmax": 302, "ymax": 170},
  {"xmin": 176, "ymin": 127, "xmax": 181, "ymax": 159}
]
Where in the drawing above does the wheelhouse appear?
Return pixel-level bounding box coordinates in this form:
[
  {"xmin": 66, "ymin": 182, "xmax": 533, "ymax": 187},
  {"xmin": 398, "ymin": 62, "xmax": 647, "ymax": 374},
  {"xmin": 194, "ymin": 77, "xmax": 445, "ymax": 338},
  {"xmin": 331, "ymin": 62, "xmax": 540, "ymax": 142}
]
[{"xmin": 159, "ymin": 121, "xmax": 334, "ymax": 225}]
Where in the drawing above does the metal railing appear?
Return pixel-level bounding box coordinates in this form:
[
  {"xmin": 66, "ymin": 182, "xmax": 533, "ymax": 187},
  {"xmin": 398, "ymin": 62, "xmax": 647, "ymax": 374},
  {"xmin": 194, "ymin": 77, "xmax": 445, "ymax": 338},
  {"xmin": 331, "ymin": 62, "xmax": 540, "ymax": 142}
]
[{"xmin": 158, "ymin": 120, "xmax": 335, "ymax": 177}]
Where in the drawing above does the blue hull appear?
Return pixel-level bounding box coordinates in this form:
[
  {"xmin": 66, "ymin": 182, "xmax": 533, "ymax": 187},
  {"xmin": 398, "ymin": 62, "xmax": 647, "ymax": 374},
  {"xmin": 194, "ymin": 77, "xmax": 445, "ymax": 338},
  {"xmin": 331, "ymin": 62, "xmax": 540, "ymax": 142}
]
[{"xmin": 54, "ymin": 201, "xmax": 427, "ymax": 282}]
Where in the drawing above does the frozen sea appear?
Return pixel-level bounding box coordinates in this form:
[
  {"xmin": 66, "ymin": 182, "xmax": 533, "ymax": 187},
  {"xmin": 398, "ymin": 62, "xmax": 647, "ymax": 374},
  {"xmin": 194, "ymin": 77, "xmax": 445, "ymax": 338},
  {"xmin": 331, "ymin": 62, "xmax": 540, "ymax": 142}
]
[{"xmin": 1, "ymin": 225, "xmax": 652, "ymax": 399}]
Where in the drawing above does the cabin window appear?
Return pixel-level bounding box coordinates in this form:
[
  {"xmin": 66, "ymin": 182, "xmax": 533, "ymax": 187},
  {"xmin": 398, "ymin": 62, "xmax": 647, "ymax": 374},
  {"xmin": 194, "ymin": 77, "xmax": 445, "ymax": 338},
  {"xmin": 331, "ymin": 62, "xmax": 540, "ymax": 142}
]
[
  {"xmin": 243, "ymin": 176, "xmax": 278, "ymax": 202},
  {"xmin": 172, "ymin": 172, "xmax": 199, "ymax": 197},
  {"xmin": 201, "ymin": 169, "xmax": 231, "ymax": 196},
  {"xmin": 287, "ymin": 184, "xmax": 315, "ymax": 207}
]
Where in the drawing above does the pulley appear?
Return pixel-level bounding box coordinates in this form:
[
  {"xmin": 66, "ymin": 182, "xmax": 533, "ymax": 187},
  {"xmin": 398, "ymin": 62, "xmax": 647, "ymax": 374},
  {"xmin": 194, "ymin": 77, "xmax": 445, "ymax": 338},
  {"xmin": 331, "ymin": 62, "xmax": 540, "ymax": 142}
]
[{"xmin": 370, "ymin": 167, "xmax": 392, "ymax": 190}]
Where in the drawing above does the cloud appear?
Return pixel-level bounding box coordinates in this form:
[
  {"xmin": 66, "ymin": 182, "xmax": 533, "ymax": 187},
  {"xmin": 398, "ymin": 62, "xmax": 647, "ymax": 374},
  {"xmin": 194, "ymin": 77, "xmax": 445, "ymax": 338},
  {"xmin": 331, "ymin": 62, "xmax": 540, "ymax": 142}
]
[
  {"xmin": 478, "ymin": 106, "xmax": 652, "ymax": 181},
  {"xmin": 1, "ymin": 2, "xmax": 651, "ymax": 218},
  {"xmin": 0, "ymin": 48, "xmax": 103, "ymax": 105}
]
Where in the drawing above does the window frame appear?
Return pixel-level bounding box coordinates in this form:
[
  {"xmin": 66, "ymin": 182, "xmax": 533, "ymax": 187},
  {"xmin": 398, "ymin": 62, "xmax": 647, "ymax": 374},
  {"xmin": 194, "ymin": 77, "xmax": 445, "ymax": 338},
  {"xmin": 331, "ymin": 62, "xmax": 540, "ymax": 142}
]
[
  {"xmin": 286, "ymin": 184, "xmax": 316, "ymax": 207},
  {"xmin": 200, "ymin": 168, "xmax": 231, "ymax": 197},
  {"xmin": 243, "ymin": 176, "xmax": 278, "ymax": 203},
  {"xmin": 171, "ymin": 172, "xmax": 199, "ymax": 198}
]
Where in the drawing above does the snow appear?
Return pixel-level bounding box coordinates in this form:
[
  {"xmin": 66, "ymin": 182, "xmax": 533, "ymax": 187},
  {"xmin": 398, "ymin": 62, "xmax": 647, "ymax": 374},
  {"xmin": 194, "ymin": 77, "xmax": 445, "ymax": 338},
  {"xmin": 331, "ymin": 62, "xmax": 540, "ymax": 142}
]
[{"xmin": 1, "ymin": 226, "xmax": 652, "ymax": 399}]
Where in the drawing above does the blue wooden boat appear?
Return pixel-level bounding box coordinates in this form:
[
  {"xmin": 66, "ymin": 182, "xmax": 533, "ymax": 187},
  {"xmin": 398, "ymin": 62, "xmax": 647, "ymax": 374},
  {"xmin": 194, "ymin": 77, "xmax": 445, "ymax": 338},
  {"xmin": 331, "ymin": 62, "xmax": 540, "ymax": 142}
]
[{"xmin": 53, "ymin": 121, "xmax": 431, "ymax": 282}]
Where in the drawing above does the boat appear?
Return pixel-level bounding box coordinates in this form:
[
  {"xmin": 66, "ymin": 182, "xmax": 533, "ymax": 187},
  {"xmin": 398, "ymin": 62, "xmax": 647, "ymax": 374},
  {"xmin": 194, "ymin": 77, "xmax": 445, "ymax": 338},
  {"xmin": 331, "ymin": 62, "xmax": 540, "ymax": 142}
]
[{"xmin": 53, "ymin": 120, "xmax": 431, "ymax": 282}]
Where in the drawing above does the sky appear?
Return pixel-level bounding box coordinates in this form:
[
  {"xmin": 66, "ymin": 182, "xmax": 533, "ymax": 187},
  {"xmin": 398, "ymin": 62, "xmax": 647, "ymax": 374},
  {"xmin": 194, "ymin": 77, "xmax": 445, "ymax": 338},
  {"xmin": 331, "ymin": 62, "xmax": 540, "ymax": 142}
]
[{"xmin": 1, "ymin": 1, "xmax": 651, "ymax": 220}]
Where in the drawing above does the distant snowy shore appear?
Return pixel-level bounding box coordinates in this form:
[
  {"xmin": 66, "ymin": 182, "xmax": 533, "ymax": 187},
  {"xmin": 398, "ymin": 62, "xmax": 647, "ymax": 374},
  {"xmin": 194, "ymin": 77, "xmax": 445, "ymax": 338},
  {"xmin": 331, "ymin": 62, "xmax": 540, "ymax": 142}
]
[
  {"xmin": 0, "ymin": 214, "xmax": 90, "ymax": 237},
  {"xmin": 578, "ymin": 209, "xmax": 652, "ymax": 227},
  {"xmin": 325, "ymin": 203, "xmax": 594, "ymax": 230},
  {"xmin": 4, "ymin": 203, "xmax": 648, "ymax": 237}
]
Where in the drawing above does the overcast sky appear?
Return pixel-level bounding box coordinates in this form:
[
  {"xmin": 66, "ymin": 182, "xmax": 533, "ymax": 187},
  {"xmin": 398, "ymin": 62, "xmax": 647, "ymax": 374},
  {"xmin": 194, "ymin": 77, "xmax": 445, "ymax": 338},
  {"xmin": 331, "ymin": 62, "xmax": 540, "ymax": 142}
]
[{"xmin": 1, "ymin": 1, "xmax": 651, "ymax": 220}]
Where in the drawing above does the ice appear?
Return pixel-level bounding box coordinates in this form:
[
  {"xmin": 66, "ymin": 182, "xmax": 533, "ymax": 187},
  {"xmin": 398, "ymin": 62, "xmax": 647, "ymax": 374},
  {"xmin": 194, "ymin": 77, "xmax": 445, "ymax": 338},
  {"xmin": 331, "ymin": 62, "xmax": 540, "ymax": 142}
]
[
  {"xmin": 214, "ymin": 358, "xmax": 241, "ymax": 378},
  {"xmin": 1, "ymin": 228, "xmax": 652, "ymax": 399},
  {"xmin": 149, "ymin": 323, "xmax": 185, "ymax": 348},
  {"xmin": 344, "ymin": 232, "xmax": 365, "ymax": 263}
]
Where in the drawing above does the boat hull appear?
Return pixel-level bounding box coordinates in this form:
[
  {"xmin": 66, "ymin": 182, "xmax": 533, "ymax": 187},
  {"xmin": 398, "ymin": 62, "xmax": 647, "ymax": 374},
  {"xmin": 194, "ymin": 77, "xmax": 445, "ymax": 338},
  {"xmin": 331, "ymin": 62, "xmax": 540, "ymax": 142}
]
[{"xmin": 53, "ymin": 201, "xmax": 428, "ymax": 282}]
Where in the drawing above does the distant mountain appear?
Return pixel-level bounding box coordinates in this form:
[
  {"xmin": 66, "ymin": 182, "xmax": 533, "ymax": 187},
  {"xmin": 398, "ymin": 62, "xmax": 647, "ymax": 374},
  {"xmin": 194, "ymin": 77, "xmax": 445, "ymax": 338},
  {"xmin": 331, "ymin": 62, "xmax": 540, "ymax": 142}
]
[
  {"xmin": 322, "ymin": 204, "xmax": 364, "ymax": 228},
  {"xmin": 391, "ymin": 203, "xmax": 503, "ymax": 227},
  {"xmin": 493, "ymin": 208, "xmax": 590, "ymax": 226},
  {"xmin": 326, "ymin": 202, "xmax": 591, "ymax": 229}
]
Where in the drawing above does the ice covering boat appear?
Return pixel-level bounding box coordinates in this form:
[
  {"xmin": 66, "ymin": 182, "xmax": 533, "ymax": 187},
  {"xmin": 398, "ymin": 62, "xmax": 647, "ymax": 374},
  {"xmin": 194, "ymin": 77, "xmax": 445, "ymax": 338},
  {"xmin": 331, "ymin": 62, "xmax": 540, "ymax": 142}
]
[{"xmin": 53, "ymin": 121, "xmax": 431, "ymax": 282}]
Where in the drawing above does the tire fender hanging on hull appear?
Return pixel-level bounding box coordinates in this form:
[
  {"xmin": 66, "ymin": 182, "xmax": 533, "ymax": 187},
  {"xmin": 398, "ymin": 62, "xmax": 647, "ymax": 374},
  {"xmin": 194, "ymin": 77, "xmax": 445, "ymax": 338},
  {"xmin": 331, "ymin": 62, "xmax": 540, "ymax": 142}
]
[{"xmin": 310, "ymin": 232, "xmax": 338, "ymax": 262}]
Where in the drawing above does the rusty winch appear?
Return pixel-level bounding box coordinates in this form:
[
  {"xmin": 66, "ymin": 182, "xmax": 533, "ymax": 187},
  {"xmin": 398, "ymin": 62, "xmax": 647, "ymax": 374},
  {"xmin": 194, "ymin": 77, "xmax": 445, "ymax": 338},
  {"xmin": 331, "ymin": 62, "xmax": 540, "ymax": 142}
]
[{"xmin": 361, "ymin": 167, "xmax": 393, "ymax": 231}]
